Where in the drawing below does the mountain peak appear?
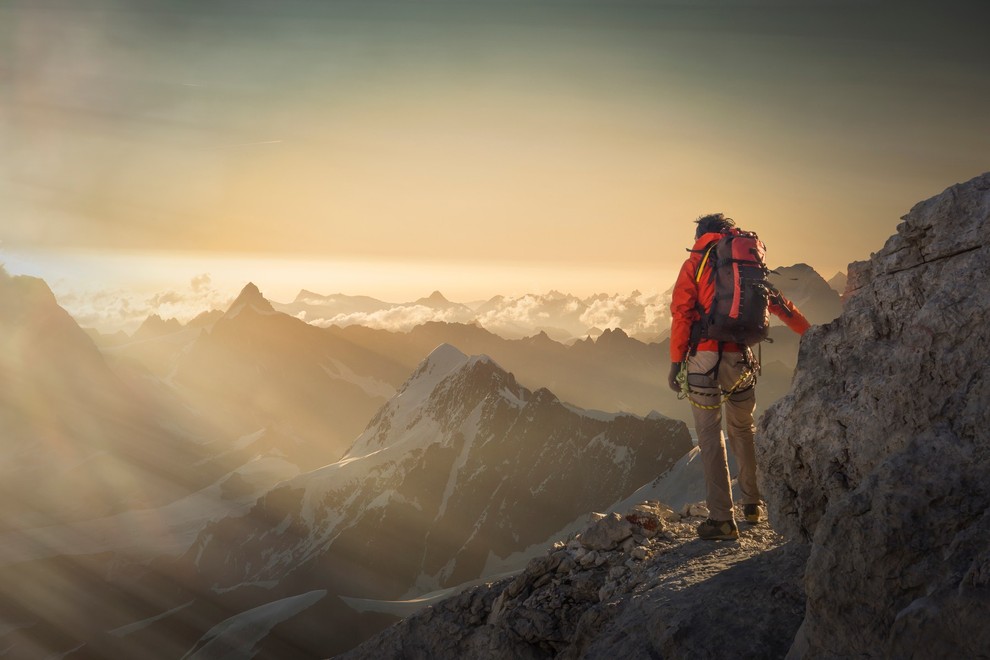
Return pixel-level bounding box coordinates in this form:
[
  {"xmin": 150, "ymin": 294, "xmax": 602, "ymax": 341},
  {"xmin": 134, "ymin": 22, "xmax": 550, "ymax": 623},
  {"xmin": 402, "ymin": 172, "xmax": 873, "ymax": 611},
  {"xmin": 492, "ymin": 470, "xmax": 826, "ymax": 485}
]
[
  {"xmin": 345, "ymin": 344, "xmax": 506, "ymax": 457},
  {"xmin": 133, "ymin": 314, "xmax": 182, "ymax": 340},
  {"xmin": 423, "ymin": 343, "xmax": 469, "ymax": 371},
  {"xmin": 408, "ymin": 343, "xmax": 500, "ymax": 388},
  {"xmin": 294, "ymin": 289, "xmax": 325, "ymax": 303},
  {"xmin": 396, "ymin": 343, "xmax": 473, "ymax": 400},
  {"xmin": 225, "ymin": 282, "xmax": 276, "ymax": 318},
  {"xmin": 415, "ymin": 290, "xmax": 450, "ymax": 306},
  {"xmin": 597, "ymin": 327, "xmax": 630, "ymax": 342}
]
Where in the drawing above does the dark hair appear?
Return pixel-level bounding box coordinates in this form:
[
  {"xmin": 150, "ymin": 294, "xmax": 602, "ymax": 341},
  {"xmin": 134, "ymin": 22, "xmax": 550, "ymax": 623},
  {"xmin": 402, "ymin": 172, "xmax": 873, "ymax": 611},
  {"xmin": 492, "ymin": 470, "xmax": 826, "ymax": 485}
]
[{"xmin": 694, "ymin": 213, "xmax": 735, "ymax": 239}]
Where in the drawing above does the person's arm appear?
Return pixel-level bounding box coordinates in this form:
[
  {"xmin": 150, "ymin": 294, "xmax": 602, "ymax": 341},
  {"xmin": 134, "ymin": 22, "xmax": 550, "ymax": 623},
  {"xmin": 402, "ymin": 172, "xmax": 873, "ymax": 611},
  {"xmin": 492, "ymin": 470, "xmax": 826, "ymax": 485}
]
[
  {"xmin": 668, "ymin": 259, "xmax": 698, "ymax": 391},
  {"xmin": 769, "ymin": 292, "xmax": 811, "ymax": 336}
]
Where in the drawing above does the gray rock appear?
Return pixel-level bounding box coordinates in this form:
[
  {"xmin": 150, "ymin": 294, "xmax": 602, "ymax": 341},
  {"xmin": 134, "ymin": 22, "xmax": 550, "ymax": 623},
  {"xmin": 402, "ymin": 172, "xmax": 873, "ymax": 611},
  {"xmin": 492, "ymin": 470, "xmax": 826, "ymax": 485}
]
[
  {"xmin": 758, "ymin": 172, "xmax": 990, "ymax": 658},
  {"xmin": 579, "ymin": 512, "xmax": 633, "ymax": 551},
  {"xmin": 624, "ymin": 502, "xmax": 668, "ymax": 537},
  {"xmin": 681, "ymin": 502, "xmax": 709, "ymax": 518},
  {"xmin": 579, "ymin": 550, "xmax": 599, "ymax": 568}
]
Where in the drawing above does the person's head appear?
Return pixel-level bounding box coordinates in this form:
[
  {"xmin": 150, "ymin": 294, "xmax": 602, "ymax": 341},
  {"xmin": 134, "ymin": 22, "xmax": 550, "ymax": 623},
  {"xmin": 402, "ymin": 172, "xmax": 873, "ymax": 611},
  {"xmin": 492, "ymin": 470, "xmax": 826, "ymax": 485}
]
[{"xmin": 694, "ymin": 213, "xmax": 735, "ymax": 239}]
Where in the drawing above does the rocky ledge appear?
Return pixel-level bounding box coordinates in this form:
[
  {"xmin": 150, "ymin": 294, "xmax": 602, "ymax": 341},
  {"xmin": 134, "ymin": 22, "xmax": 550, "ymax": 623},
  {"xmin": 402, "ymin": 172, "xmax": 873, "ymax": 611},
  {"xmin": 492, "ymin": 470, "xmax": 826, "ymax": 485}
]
[{"xmin": 341, "ymin": 501, "xmax": 808, "ymax": 659}]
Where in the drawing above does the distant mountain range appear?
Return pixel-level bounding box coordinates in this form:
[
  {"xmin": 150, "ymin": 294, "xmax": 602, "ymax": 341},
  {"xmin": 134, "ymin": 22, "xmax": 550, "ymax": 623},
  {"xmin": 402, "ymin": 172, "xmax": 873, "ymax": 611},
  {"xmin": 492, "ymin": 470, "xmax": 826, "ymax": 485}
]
[
  {"xmin": 98, "ymin": 263, "xmax": 839, "ymax": 445},
  {"xmin": 273, "ymin": 288, "xmax": 674, "ymax": 344},
  {"xmin": 94, "ymin": 262, "xmax": 840, "ymax": 366}
]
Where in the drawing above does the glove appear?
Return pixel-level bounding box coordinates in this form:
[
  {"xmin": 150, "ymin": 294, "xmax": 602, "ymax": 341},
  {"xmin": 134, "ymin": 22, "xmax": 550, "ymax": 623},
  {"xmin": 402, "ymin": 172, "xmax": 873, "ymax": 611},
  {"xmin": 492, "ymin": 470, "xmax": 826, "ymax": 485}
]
[{"xmin": 667, "ymin": 361, "xmax": 682, "ymax": 393}]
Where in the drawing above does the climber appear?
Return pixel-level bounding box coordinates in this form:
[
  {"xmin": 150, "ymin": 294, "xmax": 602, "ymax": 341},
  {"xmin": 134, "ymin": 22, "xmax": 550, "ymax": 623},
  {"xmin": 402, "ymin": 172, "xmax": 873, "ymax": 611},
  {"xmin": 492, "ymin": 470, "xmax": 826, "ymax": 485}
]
[{"xmin": 667, "ymin": 213, "xmax": 810, "ymax": 541}]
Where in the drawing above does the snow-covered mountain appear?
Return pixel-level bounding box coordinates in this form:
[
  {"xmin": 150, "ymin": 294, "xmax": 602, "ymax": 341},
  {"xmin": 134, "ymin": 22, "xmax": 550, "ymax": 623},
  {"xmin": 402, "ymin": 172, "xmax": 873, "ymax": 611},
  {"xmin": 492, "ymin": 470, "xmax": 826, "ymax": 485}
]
[{"xmin": 174, "ymin": 344, "xmax": 691, "ymax": 656}]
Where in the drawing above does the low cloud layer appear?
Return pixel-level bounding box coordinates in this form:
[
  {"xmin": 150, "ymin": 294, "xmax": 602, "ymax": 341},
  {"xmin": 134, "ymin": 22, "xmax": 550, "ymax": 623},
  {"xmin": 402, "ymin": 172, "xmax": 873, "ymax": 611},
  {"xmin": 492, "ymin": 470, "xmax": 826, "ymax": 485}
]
[
  {"xmin": 308, "ymin": 305, "xmax": 474, "ymax": 334},
  {"xmin": 55, "ymin": 273, "xmax": 232, "ymax": 334},
  {"xmin": 301, "ymin": 290, "xmax": 672, "ymax": 341}
]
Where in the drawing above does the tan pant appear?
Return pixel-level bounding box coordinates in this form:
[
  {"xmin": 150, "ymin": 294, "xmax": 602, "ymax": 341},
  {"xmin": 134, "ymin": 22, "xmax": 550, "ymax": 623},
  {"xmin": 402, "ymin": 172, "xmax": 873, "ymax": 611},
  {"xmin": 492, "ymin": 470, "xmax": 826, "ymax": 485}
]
[{"xmin": 686, "ymin": 350, "xmax": 760, "ymax": 521}]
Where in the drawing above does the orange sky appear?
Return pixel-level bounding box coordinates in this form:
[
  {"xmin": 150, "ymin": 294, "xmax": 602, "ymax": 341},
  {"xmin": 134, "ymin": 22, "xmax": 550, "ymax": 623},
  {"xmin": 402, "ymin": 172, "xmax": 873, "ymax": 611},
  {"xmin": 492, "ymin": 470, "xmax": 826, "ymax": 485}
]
[{"xmin": 2, "ymin": 0, "xmax": 988, "ymax": 309}]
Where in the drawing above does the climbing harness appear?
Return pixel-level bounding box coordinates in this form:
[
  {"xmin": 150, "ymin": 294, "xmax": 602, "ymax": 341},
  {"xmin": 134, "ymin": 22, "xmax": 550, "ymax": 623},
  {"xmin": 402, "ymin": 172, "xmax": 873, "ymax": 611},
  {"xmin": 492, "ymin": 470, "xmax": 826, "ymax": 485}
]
[{"xmin": 676, "ymin": 346, "xmax": 759, "ymax": 410}]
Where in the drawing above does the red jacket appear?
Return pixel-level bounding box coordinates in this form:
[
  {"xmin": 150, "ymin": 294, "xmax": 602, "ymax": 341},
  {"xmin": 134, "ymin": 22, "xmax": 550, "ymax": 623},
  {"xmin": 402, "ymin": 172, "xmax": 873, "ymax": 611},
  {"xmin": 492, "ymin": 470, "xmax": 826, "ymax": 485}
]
[{"xmin": 669, "ymin": 231, "xmax": 811, "ymax": 363}]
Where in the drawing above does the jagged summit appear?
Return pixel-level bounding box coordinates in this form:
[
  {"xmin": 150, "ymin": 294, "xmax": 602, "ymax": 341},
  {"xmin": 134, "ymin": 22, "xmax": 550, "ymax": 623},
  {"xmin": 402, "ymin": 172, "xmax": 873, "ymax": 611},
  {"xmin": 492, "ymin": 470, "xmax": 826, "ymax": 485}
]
[
  {"xmin": 405, "ymin": 343, "xmax": 470, "ymax": 387},
  {"xmin": 414, "ymin": 290, "xmax": 457, "ymax": 309},
  {"xmin": 133, "ymin": 313, "xmax": 182, "ymax": 340},
  {"xmin": 768, "ymin": 264, "xmax": 842, "ymax": 325},
  {"xmin": 294, "ymin": 288, "xmax": 324, "ymax": 302},
  {"xmin": 827, "ymin": 271, "xmax": 848, "ymax": 296},
  {"xmin": 0, "ymin": 267, "xmax": 58, "ymax": 310},
  {"xmin": 225, "ymin": 282, "xmax": 276, "ymax": 318},
  {"xmin": 363, "ymin": 343, "xmax": 502, "ymax": 450},
  {"xmin": 525, "ymin": 330, "xmax": 555, "ymax": 343}
]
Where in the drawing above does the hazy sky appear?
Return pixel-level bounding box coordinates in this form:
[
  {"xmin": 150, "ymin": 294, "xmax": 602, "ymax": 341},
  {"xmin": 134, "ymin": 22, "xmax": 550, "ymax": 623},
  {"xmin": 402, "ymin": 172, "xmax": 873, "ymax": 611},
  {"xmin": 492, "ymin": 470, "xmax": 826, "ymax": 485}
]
[{"xmin": 2, "ymin": 0, "xmax": 988, "ymax": 320}]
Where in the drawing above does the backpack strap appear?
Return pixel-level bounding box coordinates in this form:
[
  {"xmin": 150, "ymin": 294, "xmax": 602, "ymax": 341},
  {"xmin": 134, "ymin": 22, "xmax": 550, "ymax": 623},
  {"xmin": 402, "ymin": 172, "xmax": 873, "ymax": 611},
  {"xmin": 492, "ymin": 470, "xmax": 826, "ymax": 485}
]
[{"xmin": 694, "ymin": 241, "xmax": 719, "ymax": 283}]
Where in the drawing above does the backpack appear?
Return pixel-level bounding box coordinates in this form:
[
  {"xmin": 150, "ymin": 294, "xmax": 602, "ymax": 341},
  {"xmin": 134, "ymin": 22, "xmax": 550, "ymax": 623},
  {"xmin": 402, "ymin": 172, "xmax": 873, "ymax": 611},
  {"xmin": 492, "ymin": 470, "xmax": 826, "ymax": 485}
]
[{"xmin": 693, "ymin": 229, "xmax": 775, "ymax": 346}]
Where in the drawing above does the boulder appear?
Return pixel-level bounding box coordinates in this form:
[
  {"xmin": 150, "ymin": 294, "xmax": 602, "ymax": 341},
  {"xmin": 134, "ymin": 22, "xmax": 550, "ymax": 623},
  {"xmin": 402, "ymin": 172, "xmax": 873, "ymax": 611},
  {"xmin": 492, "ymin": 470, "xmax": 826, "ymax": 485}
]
[{"xmin": 579, "ymin": 513, "xmax": 633, "ymax": 551}]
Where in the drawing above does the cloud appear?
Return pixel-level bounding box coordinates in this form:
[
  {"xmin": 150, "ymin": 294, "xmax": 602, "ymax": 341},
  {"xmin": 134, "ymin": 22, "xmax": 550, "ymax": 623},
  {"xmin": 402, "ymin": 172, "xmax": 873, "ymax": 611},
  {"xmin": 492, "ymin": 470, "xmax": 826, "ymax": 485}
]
[
  {"xmin": 309, "ymin": 305, "xmax": 467, "ymax": 333},
  {"xmin": 191, "ymin": 273, "xmax": 212, "ymax": 292},
  {"xmin": 476, "ymin": 295, "xmax": 549, "ymax": 327},
  {"xmin": 148, "ymin": 291, "xmax": 185, "ymax": 307},
  {"xmin": 579, "ymin": 298, "xmax": 630, "ymax": 330},
  {"xmin": 53, "ymin": 273, "xmax": 232, "ymax": 335},
  {"xmin": 577, "ymin": 291, "xmax": 671, "ymax": 337}
]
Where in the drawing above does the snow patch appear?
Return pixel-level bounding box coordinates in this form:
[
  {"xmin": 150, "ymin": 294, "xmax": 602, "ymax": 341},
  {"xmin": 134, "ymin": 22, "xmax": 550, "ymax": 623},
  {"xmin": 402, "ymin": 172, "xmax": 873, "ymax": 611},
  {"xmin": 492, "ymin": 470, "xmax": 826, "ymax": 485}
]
[
  {"xmin": 612, "ymin": 444, "xmax": 630, "ymax": 467},
  {"xmin": 110, "ymin": 600, "xmax": 195, "ymax": 637},
  {"xmin": 211, "ymin": 580, "xmax": 279, "ymax": 595},
  {"xmin": 500, "ymin": 386, "xmax": 526, "ymax": 408},
  {"xmin": 435, "ymin": 403, "xmax": 484, "ymax": 520},
  {"xmin": 234, "ymin": 428, "xmax": 267, "ymax": 450},
  {"xmin": 181, "ymin": 590, "xmax": 326, "ymax": 659},
  {"xmin": 562, "ymin": 403, "xmax": 625, "ymax": 422},
  {"xmin": 343, "ymin": 568, "xmax": 521, "ymax": 617}
]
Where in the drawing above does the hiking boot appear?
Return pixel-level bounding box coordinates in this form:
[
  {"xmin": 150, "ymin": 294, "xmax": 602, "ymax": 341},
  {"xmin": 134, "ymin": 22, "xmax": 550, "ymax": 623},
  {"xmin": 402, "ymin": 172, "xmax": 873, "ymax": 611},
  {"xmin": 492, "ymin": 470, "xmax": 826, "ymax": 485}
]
[
  {"xmin": 744, "ymin": 504, "xmax": 763, "ymax": 524},
  {"xmin": 697, "ymin": 518, "xmax": 739, "ymax": 541}
]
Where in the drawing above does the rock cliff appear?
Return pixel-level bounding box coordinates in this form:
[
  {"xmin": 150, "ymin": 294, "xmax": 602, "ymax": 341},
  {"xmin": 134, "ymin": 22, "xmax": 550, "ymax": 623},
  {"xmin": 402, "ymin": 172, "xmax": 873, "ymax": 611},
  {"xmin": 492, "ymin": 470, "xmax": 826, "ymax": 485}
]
[{"xmin": 758, "ymin": 172, "xmax": 990, "ymax": 657}]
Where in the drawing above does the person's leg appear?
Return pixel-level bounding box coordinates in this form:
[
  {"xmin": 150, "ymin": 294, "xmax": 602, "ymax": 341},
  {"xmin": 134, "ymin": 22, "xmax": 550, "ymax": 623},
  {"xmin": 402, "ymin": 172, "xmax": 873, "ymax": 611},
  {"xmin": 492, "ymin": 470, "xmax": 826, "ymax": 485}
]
[
  {"xmin": 687, "ymin": 351, "xmax": 734, "ymax": 521},
  {"xmin": 721, "ymin": 352, "xmax": 761, "ymax": 506}
]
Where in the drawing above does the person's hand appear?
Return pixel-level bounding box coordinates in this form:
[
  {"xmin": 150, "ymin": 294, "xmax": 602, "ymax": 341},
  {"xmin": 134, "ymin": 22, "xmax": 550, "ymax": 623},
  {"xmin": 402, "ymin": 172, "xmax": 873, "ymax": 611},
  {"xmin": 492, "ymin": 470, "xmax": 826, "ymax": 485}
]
[{"xmin": 667, "ymin": 361, "xmax": 682, "ymax": 393}]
